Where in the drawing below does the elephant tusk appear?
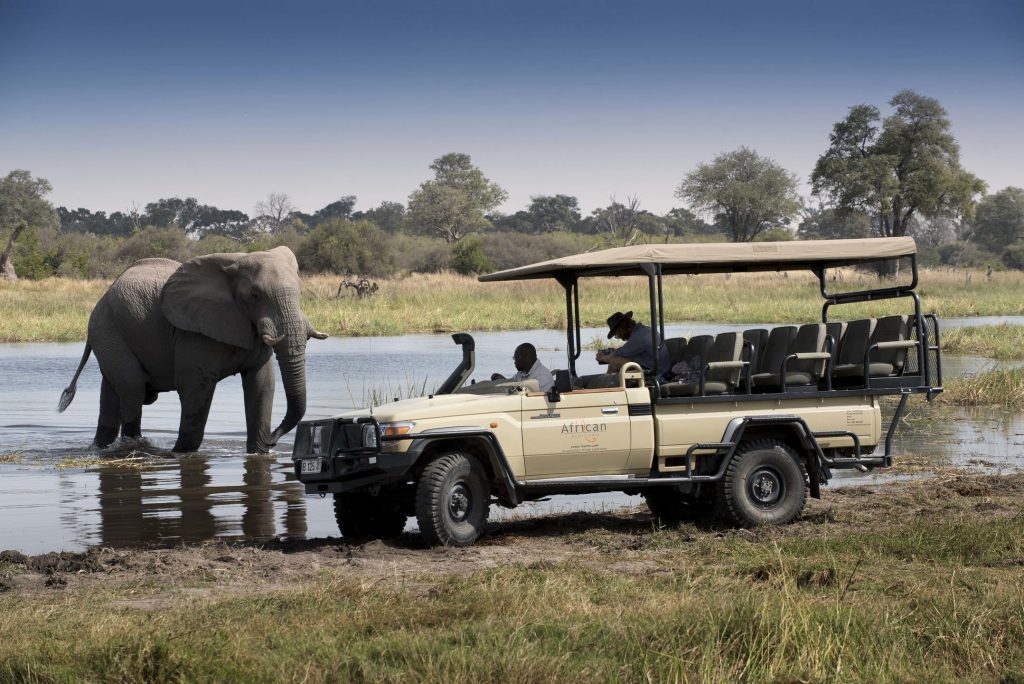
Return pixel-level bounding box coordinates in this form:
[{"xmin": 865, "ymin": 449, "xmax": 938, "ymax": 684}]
[
  {"xmin": 262, "ymin": 333, "xmax": 285, "ymax": 346},
  {"xmin": 309, "ymin": 329, "xmax": 328, "ymax": 340}
]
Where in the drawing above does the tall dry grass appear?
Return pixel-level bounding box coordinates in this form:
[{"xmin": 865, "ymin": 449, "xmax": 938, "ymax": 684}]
[{"xmin": 2, "ymin": 267, "xmax": 1023, "ymax": 342}]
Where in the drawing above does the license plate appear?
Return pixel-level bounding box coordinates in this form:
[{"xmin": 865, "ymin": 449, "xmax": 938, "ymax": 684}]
[{"xmin": 300, "ymin": 458, "xmax": 322, "ymax": 474}]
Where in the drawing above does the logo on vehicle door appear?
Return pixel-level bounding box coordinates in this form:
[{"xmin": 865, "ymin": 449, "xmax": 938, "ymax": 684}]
[{"xmin": 561, "ymin": 420, "xmax": 607, "ymax": 447}]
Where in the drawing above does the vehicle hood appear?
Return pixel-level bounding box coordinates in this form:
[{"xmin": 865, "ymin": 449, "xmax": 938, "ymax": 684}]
[{"xmin": 327, "ymin": 392, "xmax": 522, "ymax": 423}]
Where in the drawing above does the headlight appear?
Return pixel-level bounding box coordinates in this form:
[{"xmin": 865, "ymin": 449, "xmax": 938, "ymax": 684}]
[
  {"xmin": 310, "ymin": 425, "xmax": 323, "ymax": 454},
  {"xmin": 361, "ymin": 424, "xmax": 378, "ymax": 449},
  {"xmin": 380, "ymin": 421, "xmax": 415, "ymax": 441}
]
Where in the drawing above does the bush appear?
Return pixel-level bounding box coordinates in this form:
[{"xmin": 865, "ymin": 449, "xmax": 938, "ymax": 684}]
[
  {"xmin": 450, "ymin": 235, "xmax": 495, "ymax": 275},
  {"xmin": 296, "ymin": 219, "xmax": 393, "ymax": 277},
  {"xmin": 116, "ymin": 226, "xmax": 195, "ymax": 264},
  {"xmin": 1003, "ymin": 242, "xmax": 1024, "ymax": 270},
  {"xmin": 938, "ymin": 241, "xmax": 999, "ymax": 269},
  {"xmin": 389, "ymin": 233, "xmax": 451, "ymax": 273},
  {"xmin": 480, "ymin": 231, "xmax": 596, "ymax": 271}
]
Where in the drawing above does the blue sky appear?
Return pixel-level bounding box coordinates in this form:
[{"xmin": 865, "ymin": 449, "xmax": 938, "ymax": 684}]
[{"xmin": 1, "ymin": 0, "xmax": 1021, "ymax": 216}]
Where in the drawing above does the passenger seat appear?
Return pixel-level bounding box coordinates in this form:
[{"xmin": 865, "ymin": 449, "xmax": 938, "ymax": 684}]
[
  {"xmin": 661, "ymin": 332, "xmax": 743, "ymax": 397},
  {"xmin": 834, "ymin": 315, "xmax": 913, "ymax": 378},
  {"xmin": 752, "ymin": 324, "xmax": 829, "ymax": 388}
]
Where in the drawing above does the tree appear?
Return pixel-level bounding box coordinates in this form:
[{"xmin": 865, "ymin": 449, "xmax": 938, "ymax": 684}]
[
  {"xmin": 407, "ymin": 153, "xmax": 508, "ymax": 243},
  {"xmin": 297, "ymin": 219, "xmax": 393, "ymax": 277},
  {"xmin": 0, "ymin": 170, "xmax": 59, "ymax": 281},
  {"xmin": 662, "ymin": 207, "xmax": 715, "ymax": 237},
  {"xmin": 356, "ymin": 201, "xmax": 406, "ymax": 233},
  {"xmin": 523, "ymin": 195, "xmax": 581, "ymax": 234},
  {"xmin": 811, "ymin": 90, "xmax": 985, "ymax": 241},
  {"xmin": 676, "ymin": 147, "xmax": 801, "ymax": 242},
  {"xmin": 797, "ymin": 204, "xmax": 872, "ymax": 240},
  {"xmin": 971, "ymin": 187, "xmax": 1024, "ymax": 253},
  {"xmin": 296, "ymin": 196, "xmax": 357, "ymax": 229},
  {"xmin": 144, "ymin": 197, "xmax": 202, "ymax": 230},
  {"xmin": 591, "ymin": 195, "xmax": 647, "ymax": 246},
  {"xmin": 253, "ymin": 193, "xmax": 298, "ymax": 234}
]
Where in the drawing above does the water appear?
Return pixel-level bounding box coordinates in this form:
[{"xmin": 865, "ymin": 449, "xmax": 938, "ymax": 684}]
[{"xmin": 1, "ymin": 322, "xmax": 1022, "ymax": 553}]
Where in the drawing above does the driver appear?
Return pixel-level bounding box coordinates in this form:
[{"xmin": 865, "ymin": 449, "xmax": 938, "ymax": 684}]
[{"xmin": 491, "ymin": 343, "xmax": 553, "ymax": 391}]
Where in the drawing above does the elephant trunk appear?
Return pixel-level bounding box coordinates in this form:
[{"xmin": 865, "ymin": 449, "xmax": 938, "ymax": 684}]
[{"xmin": 262, "ymin": 310, "xmax": 308, "ymax": 445}]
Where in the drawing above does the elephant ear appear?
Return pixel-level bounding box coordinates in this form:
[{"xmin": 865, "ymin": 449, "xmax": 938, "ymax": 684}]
[{"xmin": 161, "ymin": 253, "xmax": 255, "ymax": 349}]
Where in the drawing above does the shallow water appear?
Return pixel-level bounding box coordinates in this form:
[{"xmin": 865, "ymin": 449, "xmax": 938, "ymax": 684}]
[{"xmin": 1, "ymin": 323, "xmax": 1022, "ymax": 553}]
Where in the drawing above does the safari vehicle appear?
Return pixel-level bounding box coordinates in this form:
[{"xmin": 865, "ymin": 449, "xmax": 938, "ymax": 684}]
[{"xmin": 293, "ymin": 238, "xmax": 942, "ymax": 546}]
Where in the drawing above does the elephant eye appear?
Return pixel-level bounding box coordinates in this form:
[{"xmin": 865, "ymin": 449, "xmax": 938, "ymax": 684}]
[{"xmin": 250, "ymin": 291, "xmax": 260, "ymax": 302}]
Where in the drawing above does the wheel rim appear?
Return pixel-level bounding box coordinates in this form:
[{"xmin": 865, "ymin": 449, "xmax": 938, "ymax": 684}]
[
  {"xmin": 448, "ymin": 481, "xmax": 471, "ymax": 522},
  {"xmin": 748, "ymin": 467, "xmax": 784, "ymax": 507}
]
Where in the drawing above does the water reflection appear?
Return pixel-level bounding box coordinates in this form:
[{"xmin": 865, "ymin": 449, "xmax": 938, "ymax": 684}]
[{"xmin": 89, "ymin": 455, "xmax": 309, "ymax": 548}]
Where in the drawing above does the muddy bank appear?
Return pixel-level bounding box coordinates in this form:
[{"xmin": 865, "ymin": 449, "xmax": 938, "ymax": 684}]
[{"xmin": 3, "ymin": 470, "xmax": 1022, "ymax": 608}]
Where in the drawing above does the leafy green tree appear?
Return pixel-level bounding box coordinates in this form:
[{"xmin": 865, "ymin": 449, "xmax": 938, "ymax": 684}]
[
  {"xmin": 450, "ymin": 234, "xmax": 495, "ymax": 274},
  {"xmin": 971, "ymin": 187, "xmax": 1024, "ymax": 253},
  {"xmin": 0, "ymin": 170, "xmax": 59, "ymax": 281},
  {"xmin": 407, "ymin": 153, "xmax": 508, "ymax": 242},
  {"xmin": 590, "ymin": 196, "xmax": 649, "ymax": 246},
  {"xmin": 524, "ymin": 195, "xmax": 581, "ymax": 233},
  {"xmin": 811, "ymin": 90, "xmax": 985, "ymax": 240},
  {"xmin": 294, "ymin": 196, "xmax": 358, "ymax": 229},
  {"xmin": 297, "ymin": 219, "xmax": 393, "ymax": 277},
  {"xmin": 797, "ymin": 205, "xmax": 872, "ymax": 240},
  {"xmin": 662, "ymin": 207, "xmax": 714, "ymax": 237},
  {"xmin": 355, "ymin": 201, "xmax": 406, "ymax": 232},
  {"xmin": 676, "ymin": 147, "xmax": 800, "ymax": 242}
]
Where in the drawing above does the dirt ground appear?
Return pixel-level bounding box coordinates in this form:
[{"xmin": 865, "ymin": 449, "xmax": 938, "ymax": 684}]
[{"xmin": 2, "ymin": 470, "xmax": 1023, "ymax": 610}]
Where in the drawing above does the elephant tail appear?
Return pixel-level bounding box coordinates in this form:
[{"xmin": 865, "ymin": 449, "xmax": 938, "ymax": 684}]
[{"xmin": 58, "ymin": 342, "xmax": 92, "ymax": 413}]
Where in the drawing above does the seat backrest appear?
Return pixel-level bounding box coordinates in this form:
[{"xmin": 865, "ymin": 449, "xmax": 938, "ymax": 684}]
[
  {"xmin": 825, "ymin": 321, "xmax": 847, "ymax": 359},
  {"xmin": 707, "ymin": 332, "xmax": 744, "ymax": 386},
  {"xmin": 837, "ymin": 318, "xmax": 876, "ymax": 366},
  {"xmin": 757, "ymin": 326, "xmax": 797, "ymax": 374},
  {"xmin": 743, "ymin": 328, "xmax": 769, "ymax": 370},
  {"xmin": 664, "ymin": 337, "xmax": 688, "ymax": 364},
  {"xmin": 790, "ymin": 323, "xmax": 827, "ymax": 377},
  {"xmin": 872, "ymin": 315, "xmax": 910, "ymax": 369},
  {"xmin": 681, "ymin": 334, "xmax": 713, "ymax": 368}
]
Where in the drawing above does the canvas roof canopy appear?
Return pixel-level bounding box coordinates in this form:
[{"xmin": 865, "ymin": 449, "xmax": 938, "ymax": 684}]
[{"xmin": 478, "ymin": 237, "xmax": 917, "ymax": 282}]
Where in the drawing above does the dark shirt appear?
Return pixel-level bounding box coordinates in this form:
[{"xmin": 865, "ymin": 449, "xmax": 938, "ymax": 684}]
[{"xmin": 611, "ymin": 322, "xmax": 671, "ymax": 372}]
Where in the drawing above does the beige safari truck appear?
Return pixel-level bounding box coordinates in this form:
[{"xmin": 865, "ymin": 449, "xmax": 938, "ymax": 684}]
[{"xmin": 293, "ymin": 237, "xmax": 943, "ymax": 546}]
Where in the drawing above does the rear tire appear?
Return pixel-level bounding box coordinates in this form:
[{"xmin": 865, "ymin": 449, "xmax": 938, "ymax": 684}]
[
  {"xmin": 415, "ymin": 452, "xmax": 490, "ymax": 547},
  {"xmin": 716, "ymin": 439, "xmax": 808, "ymax": 527},
  {"xmin": 333, "ymin": 493, "xmax": 407, "ymax": 541}
]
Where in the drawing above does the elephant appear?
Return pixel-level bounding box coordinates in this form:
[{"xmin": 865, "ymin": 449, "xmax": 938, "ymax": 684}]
[{"xmin": 58, "ymin": 246, "xmax": 328, "ymax": 453}]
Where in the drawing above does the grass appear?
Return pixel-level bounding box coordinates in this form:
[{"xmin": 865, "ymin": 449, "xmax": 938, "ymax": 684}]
[
  {"xmin": 939, "ymin": 367, "xmax": 1024, "ymax": 409},
  {"xmin": 941, "ymin": 323, "xmax": 1024, "ymax": 360},
  {"xmin": 1, "ymin": 474, "xmax": 1023, "ymax": 682},
  {"xmin": 2, "ymin": 266, "xmax": 1024, "ymax": 342}
]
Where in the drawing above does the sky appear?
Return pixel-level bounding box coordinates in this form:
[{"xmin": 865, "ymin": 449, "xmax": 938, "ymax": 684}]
[{"xmin": 1, "ymin": 0, "xmax": 1022, "ymax": 217}]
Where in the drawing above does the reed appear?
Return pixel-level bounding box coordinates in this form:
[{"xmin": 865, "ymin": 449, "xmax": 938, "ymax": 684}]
[
  {"xmin": 2, "ymin": 267, "xmax": 1023, "ymax": 342},
  {"xmin": 939, "ymin": 367, "xmax": 1024, "ymax": 409},
  {"xmin": 941, "ymin": 324, "xmax": 1024, "ymax": 360}
]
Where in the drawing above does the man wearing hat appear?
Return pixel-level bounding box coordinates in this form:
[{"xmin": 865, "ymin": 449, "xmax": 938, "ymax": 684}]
[{"xmin": 596, "ymin": 311, "xmax": 671, "ymax": 374}]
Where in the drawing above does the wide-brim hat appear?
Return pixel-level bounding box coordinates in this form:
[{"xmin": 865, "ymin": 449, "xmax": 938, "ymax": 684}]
[{"xmin": 606, "ymin": 310, "xmax": 634, "ymax": 338}]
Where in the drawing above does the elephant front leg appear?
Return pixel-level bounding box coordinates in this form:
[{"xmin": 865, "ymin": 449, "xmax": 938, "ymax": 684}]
[
  {"xmin": 174, "ymin": 379, "xmax": 217, "ymax": 453},
  {"xmin": 242, "ymin": 361, "xmax": 276, "ymax": 454}
]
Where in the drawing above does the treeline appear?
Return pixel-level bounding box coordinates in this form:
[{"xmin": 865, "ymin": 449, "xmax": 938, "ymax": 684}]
[{"xmin": 3, "ymin": 90, "xmax": 1024, "ymax": 281}]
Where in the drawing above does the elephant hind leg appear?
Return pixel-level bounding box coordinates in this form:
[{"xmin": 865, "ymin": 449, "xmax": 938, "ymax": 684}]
[
  {"xmin": 95, "ymin": 376, "xmax": 121, "ymax": 448},
  {"xmin": 143, "ymin": 386, "xmax": 159, "ymax": 405}
]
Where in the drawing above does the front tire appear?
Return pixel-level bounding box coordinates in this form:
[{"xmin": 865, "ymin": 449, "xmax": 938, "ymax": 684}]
[
  {"xmin": 333, "ymin": 493, "xmax": 407, "ymax": 541},
  {"xmin": 415, "ymin": 452, "xmax": 490, "ymax": 547},
  {"xmin": 716, "ymin": 439, "xmax": 808, "ymax": 527}
]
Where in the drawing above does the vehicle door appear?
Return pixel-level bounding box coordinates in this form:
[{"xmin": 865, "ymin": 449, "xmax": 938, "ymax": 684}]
[{"xmin": 520, "ymin": 388, "xmax": 632, "ymax": 479}]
